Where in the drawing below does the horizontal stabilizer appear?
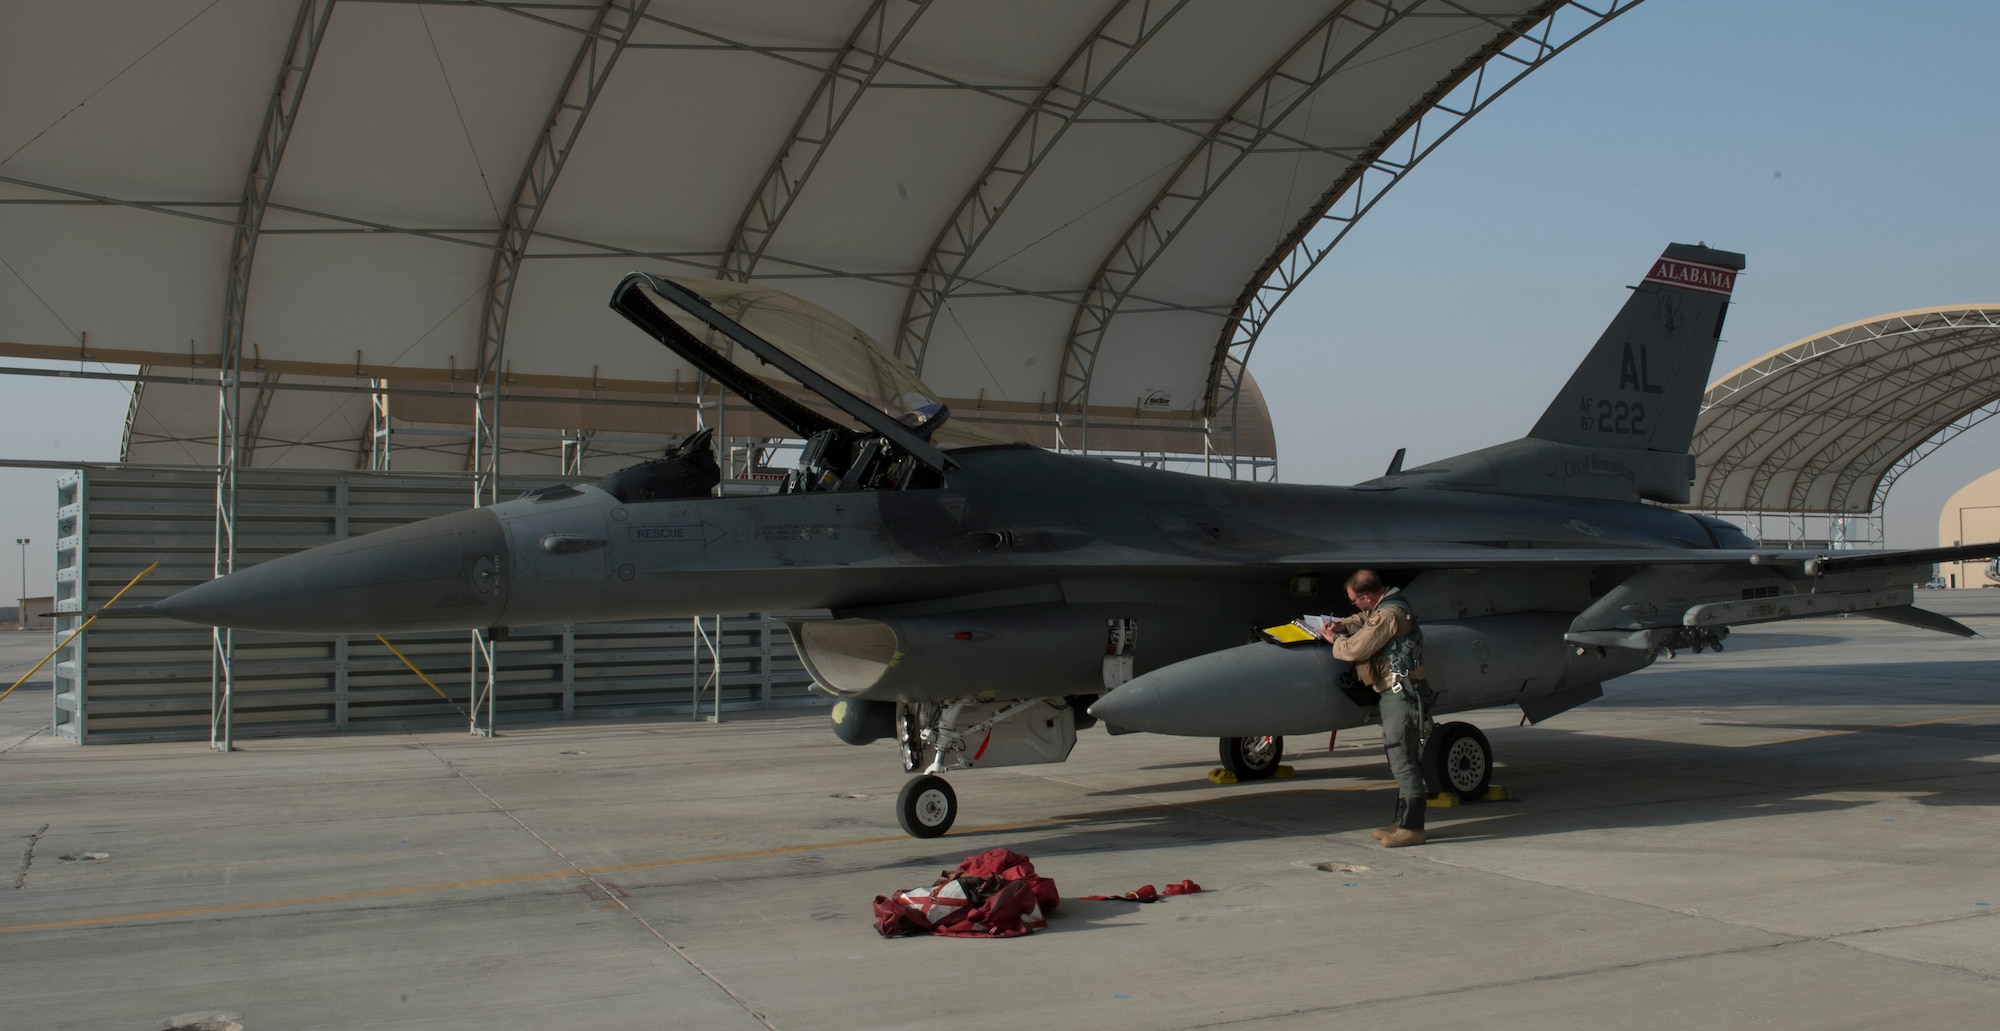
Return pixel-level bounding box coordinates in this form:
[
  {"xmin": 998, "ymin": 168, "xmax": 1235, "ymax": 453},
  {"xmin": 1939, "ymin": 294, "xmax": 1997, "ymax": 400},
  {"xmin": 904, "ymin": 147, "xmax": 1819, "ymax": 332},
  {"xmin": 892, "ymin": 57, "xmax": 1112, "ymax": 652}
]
[
  {"xmin": 1857, "ymin": 605, "xmax": 1978, "ymax": 638},
  {"xmin": 1806, "ymin": 540, "xmax": 2000, "ymax": 575}
]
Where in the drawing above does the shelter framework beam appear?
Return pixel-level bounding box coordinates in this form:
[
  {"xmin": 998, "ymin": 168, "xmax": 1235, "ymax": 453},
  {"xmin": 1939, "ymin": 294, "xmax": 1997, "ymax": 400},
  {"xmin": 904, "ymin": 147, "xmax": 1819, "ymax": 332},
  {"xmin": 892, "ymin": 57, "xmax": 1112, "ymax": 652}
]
[
  {"xmin": 720, "ymin": 0, "xmax": 934, "ymax": 282},
  {"xmin": 1057, "ymin": 0, "xmax": 1426, "ymax": 452},
  {"xmin": 1872, "ymin": 399, "xmax": 2000, "ymax": 515},
  {"xmin": 895, "ymin": 0, "xmax": 1187, "ymax": 375},
  {"xmin": 473, "ymin": 0, "xmax": 650, "ymax": 508},
  {"xmin": 0, "ymin": 173, "xmax": 1233, "ymax": 322},
  {"xmin": 1204, "ymin": 0, "xmax": 1639, "ymax": 424},
  {"xmin": 1778, "ymin": 341, "xmax": 2000, "ymax": 511}
]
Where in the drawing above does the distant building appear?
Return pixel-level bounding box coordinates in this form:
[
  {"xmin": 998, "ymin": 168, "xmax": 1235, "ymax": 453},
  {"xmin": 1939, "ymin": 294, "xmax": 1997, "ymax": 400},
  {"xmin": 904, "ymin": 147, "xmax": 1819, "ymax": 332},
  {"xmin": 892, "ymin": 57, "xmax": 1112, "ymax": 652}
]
[
  {"xmin": 1938, "ymin": 469, "xmax": 2000, "ymax": 588},
  {"xmin": 14, "ymin": 596, "xmax": 54, "ymax": 631}
]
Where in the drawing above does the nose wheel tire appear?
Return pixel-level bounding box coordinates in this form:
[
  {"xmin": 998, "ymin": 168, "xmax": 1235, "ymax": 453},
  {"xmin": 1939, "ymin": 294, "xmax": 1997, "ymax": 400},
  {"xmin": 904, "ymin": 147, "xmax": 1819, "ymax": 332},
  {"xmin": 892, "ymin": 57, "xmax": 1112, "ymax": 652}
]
[
  {"xmin": 897, "ymin": 774, "xmax": 958, "ymax": 838},
  {"xmin": 1219, "ymin": 735, "xmax": 1285, "ymax": 781},
  {"xmin": 1422, "ymin": 721, "xmax": 1492, "ymax": 802}
]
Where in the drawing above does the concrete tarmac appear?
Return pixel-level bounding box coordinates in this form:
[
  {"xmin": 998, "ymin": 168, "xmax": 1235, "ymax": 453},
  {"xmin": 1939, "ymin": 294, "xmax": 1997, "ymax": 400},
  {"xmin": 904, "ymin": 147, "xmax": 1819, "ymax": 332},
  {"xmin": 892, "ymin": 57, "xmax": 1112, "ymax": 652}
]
[{"xmin": 4, "ymin": 593, "xmax": 1999, "ymax": 1030}]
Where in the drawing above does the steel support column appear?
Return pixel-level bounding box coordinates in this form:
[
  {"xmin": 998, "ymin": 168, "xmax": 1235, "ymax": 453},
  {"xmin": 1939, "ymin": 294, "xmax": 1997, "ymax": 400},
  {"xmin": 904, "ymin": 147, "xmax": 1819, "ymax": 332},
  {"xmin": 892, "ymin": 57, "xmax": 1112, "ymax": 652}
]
[
  {"xmin": 471, "ymin": 0, "xmax": 649, "ymax": 506},
  {"xmin": 469, "ymin": 628, "xmax": 497, "ymax": 736},
  {"xmin": 560, "ymin": 430, "xmax": 590, "ymax": 474},
  {"xmin": 214, "ymin": 0, "xmax": 338, "ymax": 752},
  {"xmin": 691, "ymin": 614, "xmax": 720, "ymax": 724},
  {"xmin": 365, "ymin": 378, "xmax": 392, "ymax": 470},
  {"xmin": 470, "ymin": 0, "xmax": 649, "ymax": 736}
]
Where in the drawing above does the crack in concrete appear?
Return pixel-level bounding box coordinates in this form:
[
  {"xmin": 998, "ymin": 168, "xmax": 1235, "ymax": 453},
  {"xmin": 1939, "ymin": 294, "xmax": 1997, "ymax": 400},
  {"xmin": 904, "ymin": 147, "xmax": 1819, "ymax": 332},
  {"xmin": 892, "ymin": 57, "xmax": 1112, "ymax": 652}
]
[
  {"xmin": 1175, "ymin": 938, "xmax": 1812, "ymax": 1029},
  {"xmin": 1, "ymin": 722, "xmax": 50, "ymax": 754},
  {"xmin": 1404, "ymin": 832, "xmax": 2000, "ymax": 990},
  {"xmin": 410, "ymin": 734, "xmax": 780, "ymax": 1031},
  {"xmin": 15, "ymin": 823, "xmax": 47, "ymax": 889}
]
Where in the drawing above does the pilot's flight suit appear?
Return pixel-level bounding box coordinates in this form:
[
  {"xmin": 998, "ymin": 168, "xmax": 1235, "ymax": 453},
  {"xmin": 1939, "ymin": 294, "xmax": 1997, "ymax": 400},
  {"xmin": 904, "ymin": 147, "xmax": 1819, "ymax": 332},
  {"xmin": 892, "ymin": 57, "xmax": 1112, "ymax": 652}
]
[{"xmin": 1331, "ymin": 588, "xmax": 1430, "ymax": 846}]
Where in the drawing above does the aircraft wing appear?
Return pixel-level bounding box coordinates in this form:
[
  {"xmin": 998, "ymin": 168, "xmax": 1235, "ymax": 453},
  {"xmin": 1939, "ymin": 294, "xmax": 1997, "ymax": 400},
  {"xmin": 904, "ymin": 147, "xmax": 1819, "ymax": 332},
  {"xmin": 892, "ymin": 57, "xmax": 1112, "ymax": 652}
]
[
  {"xmin": 1273, "ymin": 539, "xmax": 2000, "ymax": 645},
  {"xmin": 1271, "ymin": 539, "xmax": 2000, "ymax": 573}
]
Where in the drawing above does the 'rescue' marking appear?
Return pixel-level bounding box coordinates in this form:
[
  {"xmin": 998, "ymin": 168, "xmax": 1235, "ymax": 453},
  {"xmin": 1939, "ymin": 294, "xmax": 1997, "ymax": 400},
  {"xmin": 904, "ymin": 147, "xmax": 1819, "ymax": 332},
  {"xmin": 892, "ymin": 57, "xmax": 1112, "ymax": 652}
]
[{"xmin": 630, "ymin": 526, "xmax": 701, "ymax": 542}]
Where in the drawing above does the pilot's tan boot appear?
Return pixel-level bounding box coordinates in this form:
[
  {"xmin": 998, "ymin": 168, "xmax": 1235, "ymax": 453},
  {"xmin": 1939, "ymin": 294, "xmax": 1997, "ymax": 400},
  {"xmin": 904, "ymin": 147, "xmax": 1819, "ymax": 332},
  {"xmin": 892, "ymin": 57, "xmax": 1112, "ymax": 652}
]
[
  {"xmin": 1379, "ymin": 826, "xmax": 1426, "ymax": 847},
  {"xmin": 1379, "ymin": 797, "xmax": 1426, "ymax": 847},
  {"xmin": 1371, "ymin": 800, "xmax": 1405, "ymax": 841}
]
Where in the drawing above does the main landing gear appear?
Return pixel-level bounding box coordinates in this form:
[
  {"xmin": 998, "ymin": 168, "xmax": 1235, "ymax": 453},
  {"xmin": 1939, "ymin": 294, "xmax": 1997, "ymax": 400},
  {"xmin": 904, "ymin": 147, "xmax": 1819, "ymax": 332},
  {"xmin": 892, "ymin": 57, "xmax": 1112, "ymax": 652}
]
[
  {"xmin": 1422, "ymin": 721, "xmax": 1493, "ymax": 802},
  {"xmin": 1214, "ymin": 724, "xmax": 1497, "ymax": 804},
  {"xmin": 1218, "ymin": 735, "xmax": 1285, "ymax": 781}
]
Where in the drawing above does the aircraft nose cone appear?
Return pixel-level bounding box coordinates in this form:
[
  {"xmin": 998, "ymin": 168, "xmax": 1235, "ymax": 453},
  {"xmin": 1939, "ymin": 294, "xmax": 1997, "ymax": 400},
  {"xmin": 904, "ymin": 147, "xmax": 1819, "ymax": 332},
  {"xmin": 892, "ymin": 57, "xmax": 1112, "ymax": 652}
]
[{"xmin": 151, "ymin": 507, "xmax": 509, "ymax": 633}]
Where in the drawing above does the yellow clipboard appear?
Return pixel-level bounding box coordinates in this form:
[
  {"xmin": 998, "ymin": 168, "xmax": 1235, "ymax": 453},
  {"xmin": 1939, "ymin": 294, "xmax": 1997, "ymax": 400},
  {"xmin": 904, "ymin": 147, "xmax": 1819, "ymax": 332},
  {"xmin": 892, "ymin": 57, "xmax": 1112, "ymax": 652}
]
[{"xmin": 1259, "ymin": 621, "xmax": 1320, "ymax": 646}]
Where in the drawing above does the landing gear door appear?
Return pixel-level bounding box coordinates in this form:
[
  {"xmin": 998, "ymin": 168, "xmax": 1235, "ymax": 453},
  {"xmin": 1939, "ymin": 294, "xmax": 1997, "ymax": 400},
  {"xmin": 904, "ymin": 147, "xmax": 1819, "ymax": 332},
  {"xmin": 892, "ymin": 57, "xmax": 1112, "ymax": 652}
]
[{"xmin": 961, "ymin": 699, "xmax": 1078, "ymax": 769}]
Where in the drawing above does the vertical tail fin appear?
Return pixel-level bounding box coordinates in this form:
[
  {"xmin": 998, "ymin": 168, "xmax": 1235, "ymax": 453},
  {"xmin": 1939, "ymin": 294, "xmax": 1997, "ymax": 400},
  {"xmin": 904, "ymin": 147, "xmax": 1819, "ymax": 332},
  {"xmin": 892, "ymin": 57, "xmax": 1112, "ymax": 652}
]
[
  {"xmin": 1378, "ymin": 243, "xmax": 1745, "ymax": 504},
  {"xmin": 1529, "ymin": 243, "xmax": 1745, "ymax": 455}
]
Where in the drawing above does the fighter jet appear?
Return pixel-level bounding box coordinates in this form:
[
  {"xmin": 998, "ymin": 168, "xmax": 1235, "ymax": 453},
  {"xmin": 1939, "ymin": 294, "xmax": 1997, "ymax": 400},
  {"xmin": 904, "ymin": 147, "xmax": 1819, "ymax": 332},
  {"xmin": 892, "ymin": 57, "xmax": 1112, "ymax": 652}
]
[{"xmin": 153, "ymin": 244, "xmax": 2000, "ymax": 837}]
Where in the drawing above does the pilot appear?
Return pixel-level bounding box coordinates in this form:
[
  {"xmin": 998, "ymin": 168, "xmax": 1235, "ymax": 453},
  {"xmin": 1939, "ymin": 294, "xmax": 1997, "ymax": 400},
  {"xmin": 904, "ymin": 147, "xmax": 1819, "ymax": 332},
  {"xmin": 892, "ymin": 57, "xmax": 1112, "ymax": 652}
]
[{"xmin": 1319, "ymin": 569, "xmax": 1431, "ymax": 847}]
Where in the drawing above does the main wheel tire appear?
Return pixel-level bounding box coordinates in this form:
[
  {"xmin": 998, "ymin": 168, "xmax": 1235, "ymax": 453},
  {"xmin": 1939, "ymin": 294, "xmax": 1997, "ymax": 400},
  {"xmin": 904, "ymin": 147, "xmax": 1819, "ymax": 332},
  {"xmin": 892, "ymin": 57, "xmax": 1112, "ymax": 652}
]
[
  {"xmin": 1422, "ymin": 721, "xmax": 1492, "ymax": 802},
  {"xmin": 1219, "ymin": 735, "xmax": 1285, "ymax": 781},
  {"xmin": 897, "ymin": 774, "xmax": 958, "ymax": 838}
]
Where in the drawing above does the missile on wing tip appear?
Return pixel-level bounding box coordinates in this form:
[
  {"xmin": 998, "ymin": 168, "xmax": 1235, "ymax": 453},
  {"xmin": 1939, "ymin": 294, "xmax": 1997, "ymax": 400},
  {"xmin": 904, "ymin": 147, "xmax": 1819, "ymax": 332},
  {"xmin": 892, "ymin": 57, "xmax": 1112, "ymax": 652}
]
[
  {"xmin": 1088, "ymin": 642, "xmax": 1365, "ymax": 738},
  {"xmin": 148, "ymin": 506, "xmax": 509, "ymax": 634}
]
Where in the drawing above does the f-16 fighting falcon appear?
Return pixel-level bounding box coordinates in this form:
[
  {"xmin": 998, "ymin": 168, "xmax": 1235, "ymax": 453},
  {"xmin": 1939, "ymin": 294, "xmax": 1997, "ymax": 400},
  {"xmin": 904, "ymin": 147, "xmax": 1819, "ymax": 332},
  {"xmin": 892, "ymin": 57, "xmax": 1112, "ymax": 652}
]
[{"xmin": 152, "ymin": 244, "xmax": 2000, "ymax": 838}]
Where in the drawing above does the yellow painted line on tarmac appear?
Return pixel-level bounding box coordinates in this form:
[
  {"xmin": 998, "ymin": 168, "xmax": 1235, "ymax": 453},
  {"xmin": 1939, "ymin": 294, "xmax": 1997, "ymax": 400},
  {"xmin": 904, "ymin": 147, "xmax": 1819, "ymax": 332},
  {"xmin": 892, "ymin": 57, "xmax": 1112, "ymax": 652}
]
[
  {"xmin": 1756, "ymin": 710, "xmax": 1991, "ymax": 746},
  {"xmin": 0, "ymin": 780, "xmax": 1394, "ymax": 935},
  {"xmin": 1887, "ymin": 711, "xmax": 1991, "ymax": 729},
  {"xmin": 1757, "ymin": 729, "xmax": 1856, "ymax": 745}
]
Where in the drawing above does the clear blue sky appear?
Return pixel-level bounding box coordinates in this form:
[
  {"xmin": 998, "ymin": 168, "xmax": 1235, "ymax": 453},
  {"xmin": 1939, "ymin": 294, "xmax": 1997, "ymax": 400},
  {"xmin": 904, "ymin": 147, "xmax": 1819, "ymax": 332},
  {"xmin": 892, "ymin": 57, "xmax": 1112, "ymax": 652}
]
[{"xmin": 4, "ymin": 0, "xmax": 1998, "ymax": 601}]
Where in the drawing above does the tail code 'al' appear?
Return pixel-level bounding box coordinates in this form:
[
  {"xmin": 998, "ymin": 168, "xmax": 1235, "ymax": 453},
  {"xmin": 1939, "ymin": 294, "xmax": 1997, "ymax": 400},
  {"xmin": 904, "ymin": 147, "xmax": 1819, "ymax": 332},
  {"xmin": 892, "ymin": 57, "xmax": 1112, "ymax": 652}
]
[{"xmin": 1528, "ymin": 242, "xmax": 1746, "ymax": 457}]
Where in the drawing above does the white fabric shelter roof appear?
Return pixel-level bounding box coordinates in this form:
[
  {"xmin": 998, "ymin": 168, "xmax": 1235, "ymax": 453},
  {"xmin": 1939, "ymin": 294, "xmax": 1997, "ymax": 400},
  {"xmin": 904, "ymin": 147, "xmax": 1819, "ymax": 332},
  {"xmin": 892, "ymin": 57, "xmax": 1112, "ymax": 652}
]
[
  {"xmin": 1, "ymin": 0, "xmax": 1634, "ymax": 473},
  {"xmin": 1691, "ymin": 307, "xmax": 2000, "ymax": 515}
]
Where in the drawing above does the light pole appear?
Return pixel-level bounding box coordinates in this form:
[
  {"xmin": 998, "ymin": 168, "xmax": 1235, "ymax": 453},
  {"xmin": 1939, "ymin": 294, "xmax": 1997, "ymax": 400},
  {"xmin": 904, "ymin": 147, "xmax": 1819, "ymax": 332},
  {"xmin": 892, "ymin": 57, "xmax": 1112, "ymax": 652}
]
[{"xmin": 14, "ymin": 538, "xmax": 26, "ymax": 631}]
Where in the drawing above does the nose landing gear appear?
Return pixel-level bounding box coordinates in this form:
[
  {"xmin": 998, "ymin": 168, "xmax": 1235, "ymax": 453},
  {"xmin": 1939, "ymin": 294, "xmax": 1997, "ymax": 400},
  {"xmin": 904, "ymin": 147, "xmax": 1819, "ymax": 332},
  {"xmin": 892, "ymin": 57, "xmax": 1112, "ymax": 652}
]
[
  {"xmin": 897, "ymin": 774, "xmax": 958, "ymax": 838},
  {"xmin": 889, "ymin": 697, "xmax": 1078, "ymax": 838}
]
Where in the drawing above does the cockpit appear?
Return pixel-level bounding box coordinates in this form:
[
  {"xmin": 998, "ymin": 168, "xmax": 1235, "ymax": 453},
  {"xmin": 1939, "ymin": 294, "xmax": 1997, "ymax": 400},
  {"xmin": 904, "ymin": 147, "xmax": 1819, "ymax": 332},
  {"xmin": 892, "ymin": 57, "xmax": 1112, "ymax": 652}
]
[{"xmin": 601, "ymin": 274, "xmax": 1011, "ymax": 501}]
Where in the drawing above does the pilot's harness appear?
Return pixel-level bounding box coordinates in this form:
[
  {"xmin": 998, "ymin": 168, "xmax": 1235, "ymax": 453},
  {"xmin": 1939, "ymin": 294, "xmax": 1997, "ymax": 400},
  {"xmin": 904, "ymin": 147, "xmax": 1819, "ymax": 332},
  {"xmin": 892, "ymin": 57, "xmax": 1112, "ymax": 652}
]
[{"xmin": 1377, "ymin": 596, "xmax": 1433, "ymax": 740}]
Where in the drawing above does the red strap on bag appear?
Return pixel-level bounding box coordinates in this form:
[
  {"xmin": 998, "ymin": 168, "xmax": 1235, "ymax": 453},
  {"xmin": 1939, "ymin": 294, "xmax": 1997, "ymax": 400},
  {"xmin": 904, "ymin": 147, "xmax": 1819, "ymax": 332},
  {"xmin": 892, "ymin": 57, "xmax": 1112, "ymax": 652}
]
[{"xmin": 1078, "ymin": 879, "xmax": 1200, "ymax": 902}]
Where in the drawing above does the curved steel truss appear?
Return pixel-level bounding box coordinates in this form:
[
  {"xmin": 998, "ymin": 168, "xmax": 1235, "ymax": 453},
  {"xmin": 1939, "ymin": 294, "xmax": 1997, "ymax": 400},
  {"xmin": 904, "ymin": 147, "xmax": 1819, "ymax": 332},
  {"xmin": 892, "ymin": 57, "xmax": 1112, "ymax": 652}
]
[
  {"xmin": 894, "ymin": 0, "xmax": 1185, "ymax": 374},
  {"xmin": 473, "ymin": 0, "xmax": 650, "ymax": 507},
  {"xmin": 1691, "ymin": 307, "xmax": 2000, "ymax": 518},
  {"xmin": 1201, "ymin": 0, "xmax": 1639, "ymax": 428},
  {"xmin": 1056, "ymin": 0, "xmax": 1428, "ymax": 443},
  {"xmin": 719, "ymin": 0, "xmax": 935, "ymax": 282}
]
